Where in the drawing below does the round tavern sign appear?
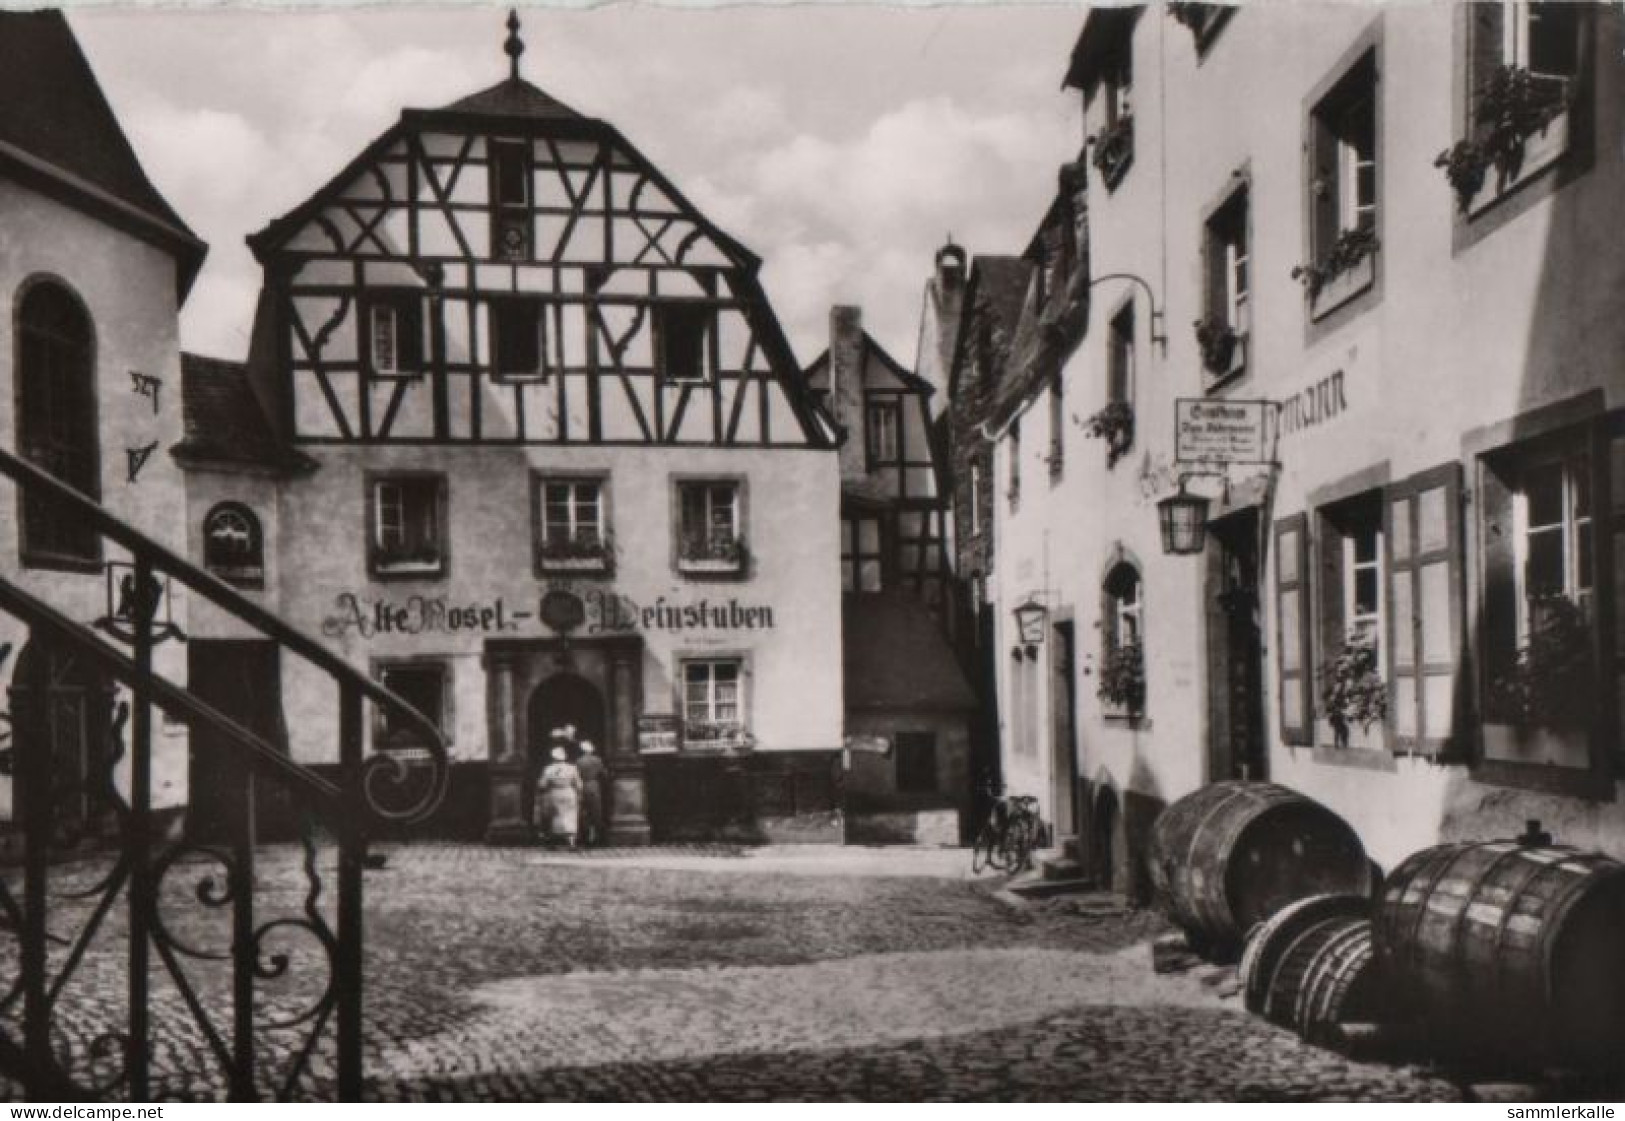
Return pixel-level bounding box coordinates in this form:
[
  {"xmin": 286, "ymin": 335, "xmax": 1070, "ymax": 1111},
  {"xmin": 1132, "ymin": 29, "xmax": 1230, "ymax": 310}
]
[{"xmin": 540, "ymin": 589, "xmax": 586, "ymax": 635}]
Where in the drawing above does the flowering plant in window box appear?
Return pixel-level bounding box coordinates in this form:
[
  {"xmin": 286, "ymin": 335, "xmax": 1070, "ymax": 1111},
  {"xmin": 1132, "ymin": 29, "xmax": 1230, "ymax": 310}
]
[
  {"xmin": 1318, "ymin": 628, "xmax": 1387, "ymax": 748},
  {"xmin": 1435, "ymin": 65, "xmax": 1571, "ymax": 213},
  {"xmin": 682, "ymin": 721, "xmax": 754, "ymax": 753},
  {"xmin": 539, "ymin": 530, "xmax": 615, "ymax": 574},
  {"xmin": 1291, "ymin": 227, "xmax": 1379, "ymax": 303},
  {"xmin": 1494, "ymin": 596, "xmax": 1594, "ymax": 728},
  {"xmin": 1097, "ymin": 641, "xmax": 1145, "ymax": 716},
  {"xmin": 1081, "ymin": 401, "xmax": 1135, "ymax": 468},
  {"xmin": 678, "ymin": 532, "xmax": 749, "ymax": 574},
  {"xmin": 1091, "ymin": 113, "xmax": 1134, "ymax": 189},
  {"xmin": 373, "ymin": 542, "xmax": 443, "ymax": 573},
  {"xmin": 1193, "ymin": 316, "xmax": 1242, "ymax": 378}
]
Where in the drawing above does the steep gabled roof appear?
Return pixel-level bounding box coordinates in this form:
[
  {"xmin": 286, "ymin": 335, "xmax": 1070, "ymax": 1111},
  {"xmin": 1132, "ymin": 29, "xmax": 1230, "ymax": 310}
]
[
  {"xmin": 804, "ymin": 331, "xmax": 937, "ymax": 398},
  {"xmin": 0, "ymin": 10, "xmax": 206, "ymax": 299},
  {"xmin": 946, "ymin": 255, "xmax": 1031, "ymax": 402},
  {"xmin": 174, "ymin": 353, "xmax": 314, "ymax": 475},
  {"xmin": 438, "ymin": 76, "xmax": 586, "ymax": 122}
]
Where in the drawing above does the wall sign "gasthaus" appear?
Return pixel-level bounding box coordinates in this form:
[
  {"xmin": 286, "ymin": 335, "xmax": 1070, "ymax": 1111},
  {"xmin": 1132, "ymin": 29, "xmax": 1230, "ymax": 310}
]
[
  {"xmin": 321, "ymin": 590, "xmax": 777, "ymax": 639},
  {"xmin": 1174, "ymin": 399, "xmax": 1273, "ymax": 464}
]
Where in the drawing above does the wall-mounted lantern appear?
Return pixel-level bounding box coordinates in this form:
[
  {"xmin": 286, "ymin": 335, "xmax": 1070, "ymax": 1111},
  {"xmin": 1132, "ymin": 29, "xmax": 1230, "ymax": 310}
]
[
  {"xmin": 1157, "ymin": 481, "xmax": 1212, "ymax": 556},
  {"xmin": 1013, "ymin": 596, "xmax": 1050, "ymax": 646}
]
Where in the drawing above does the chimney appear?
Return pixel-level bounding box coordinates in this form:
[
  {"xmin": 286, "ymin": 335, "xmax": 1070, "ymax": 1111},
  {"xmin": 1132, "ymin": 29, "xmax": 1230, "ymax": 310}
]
[{"xmin": 828, "ymin": 305, "xmax": 867, "ymax": 480}]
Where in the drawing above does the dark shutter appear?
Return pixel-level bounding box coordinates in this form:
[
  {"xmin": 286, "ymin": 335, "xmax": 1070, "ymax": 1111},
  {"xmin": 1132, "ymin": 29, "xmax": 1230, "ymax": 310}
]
[
  {"xmin": 1315, "ymin": 510, "xmax": 1346, "ymax": 741},
  {"xmin": 1274, "ymin": 513, "xmax": 1313, "ymax": 745},
  {"xmin": 398, "ymin": 297, "xmax": 424, "ymax": 371},
  {"xmin": 1468, "ymin": 2, "xmax": 1504, "ymax": 133},
  {"xmin": 1607, "ymin": 417, "xmax": 1625, "ymax": 760},
  {"xmin": 1385, "ymin": 462, "xmax": 1466, "ymax": 757},
  {"xmin": 1203, "ymin": 217, "xmax": 1225, "ymax": 325},
  {"xmin": 1309, "ymin": 108, "xmax": 1338, "ymax": 261},
  {"xmin": 1478, "ymin": 456, "xmax": 1519, "ymax": 721}
]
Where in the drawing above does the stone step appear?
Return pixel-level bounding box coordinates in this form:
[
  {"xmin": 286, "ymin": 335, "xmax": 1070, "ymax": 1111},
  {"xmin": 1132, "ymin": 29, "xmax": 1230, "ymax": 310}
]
[
  {"xmin": 1040, "ymin": 854, "xmax": 1085, "ymax": 882},
  {"xmin": 1007, "ymin": 875, "xmax": 1097, "ymax": 899}
]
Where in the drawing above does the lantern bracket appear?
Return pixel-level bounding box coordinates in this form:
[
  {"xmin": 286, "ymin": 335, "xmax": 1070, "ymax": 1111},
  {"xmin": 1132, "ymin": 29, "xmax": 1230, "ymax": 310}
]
[{"xmin": 1089, "ymin": 272, "xmax": 1167, "ymax": 349}]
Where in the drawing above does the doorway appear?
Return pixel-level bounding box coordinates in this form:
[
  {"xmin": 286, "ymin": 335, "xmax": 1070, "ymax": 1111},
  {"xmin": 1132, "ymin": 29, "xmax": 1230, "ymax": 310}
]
[
  {"xmin": 10, "ymin": 636, "xmax": 117, "ymax": 844},
  {"xmin": 524, "ymin": 673, "xmax": 607, "ymax": 818},
  {"xmin": 187, "ymin": 640, "xmax": 290, "ymax": 842},
  {"xmin": 1050, "ymin": 620, "xmax": 1080, "ymax": 838},
  {"xmin": 1208, "ymin": 510, "xmax": 1267, "ymax": 781},
  {"xmin": 1090, "ymin": 784, "xmax": 1119, "ymax": 891}
]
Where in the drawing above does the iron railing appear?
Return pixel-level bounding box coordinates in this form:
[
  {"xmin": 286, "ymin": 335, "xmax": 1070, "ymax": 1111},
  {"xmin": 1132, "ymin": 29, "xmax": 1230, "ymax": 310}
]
[{"xmin": 0, "ymin": 444, "xmax": 450, "ymax": 1101}]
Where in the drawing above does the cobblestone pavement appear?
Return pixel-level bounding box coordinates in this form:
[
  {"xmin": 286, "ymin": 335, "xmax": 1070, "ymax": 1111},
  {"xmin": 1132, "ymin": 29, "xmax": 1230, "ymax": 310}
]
[{"xmin": 3, "ymin": 843, "xmax": 1463, "ymax": 1101}]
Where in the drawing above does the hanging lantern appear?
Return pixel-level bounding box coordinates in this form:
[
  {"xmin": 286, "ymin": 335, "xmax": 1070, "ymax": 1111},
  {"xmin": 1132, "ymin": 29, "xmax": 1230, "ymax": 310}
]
[
  {"xmin": 1013, "ymin": 596, "xmax": 1049, "ymax": 645},
  {"xmin": 1158, "ymin": 483, "xmax": 1211, "ymax": 556}
]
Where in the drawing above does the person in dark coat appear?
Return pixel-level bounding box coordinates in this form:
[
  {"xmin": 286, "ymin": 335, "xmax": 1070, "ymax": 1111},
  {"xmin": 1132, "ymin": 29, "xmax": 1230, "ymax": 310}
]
[{"xmin": 576, "ymin": 740, "xmax": 607, "ymax": 848}]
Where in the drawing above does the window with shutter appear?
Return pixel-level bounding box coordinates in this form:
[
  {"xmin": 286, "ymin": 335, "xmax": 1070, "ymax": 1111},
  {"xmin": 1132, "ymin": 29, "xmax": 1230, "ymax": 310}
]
[
  {"xmin": 1303, "ymin": 49, "xmax": 1379, "ymax": 318},
  {"xmin": 1274, "ymin": 514, "xmax": 1313, "ymax": 745},
  {"xmin": 1477, "ymin": 422, "xmax": 1612, "ymax": 785},
  {"xmin": 1201, "ymin": 184, "xmax": 1250, "ymax": 385},
  {"xmin": 368, "ymin": 474, "xmax": 447, "ymax": 578},
  {"xmin": 1454, "ymin": 2, "xmax": 1584, "ymax": 218},
  {"xmin": 1608, "ymin": 418, "xmax": 1625, "ymax": 759},
  {"xmin": 367, "ymin": 292, "xmax": 423, "ymax": 379},
  {"xmin": 1384, "ymin": 463, "xmax": 1465, "ymax": 758}
]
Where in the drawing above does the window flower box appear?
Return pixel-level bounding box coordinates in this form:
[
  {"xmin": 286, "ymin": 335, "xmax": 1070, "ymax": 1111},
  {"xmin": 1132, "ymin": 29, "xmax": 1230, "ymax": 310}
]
[
  {"xmin": 538, "ymin": 531, "xmax": 614, "ymax": 576},
  {"xmin": 1317, "ymin": 629, "xmax": 1387, "ymax": 750},
  {"xmin": 1436, "ymin": 66, "xmax": 1571, "ymax": 217},
  {"xmin": 372, "ymin": 544, "xmax": 443, "ymax": 575},
  {"xmin": 678, "ymin": 533, "xmax": 749, "ymax": 575},
  {"xmin": 1097, "ymin": 641, "xmax": 1145, "ymax": 719},
  {"xmin": 1082, "ymin": 401, "xmax": 1135, "ymax": 468},
  {"xmin": 1293, "ymin": 228, "xmax": 1377, "ymax": 320},
  {"xmin": 1195, "ymin": 317, "xmax": 1246, "ymax": 383},
  {"xmin": 682, "ymin": 722, "xmax": 754, "ymax": 754}
]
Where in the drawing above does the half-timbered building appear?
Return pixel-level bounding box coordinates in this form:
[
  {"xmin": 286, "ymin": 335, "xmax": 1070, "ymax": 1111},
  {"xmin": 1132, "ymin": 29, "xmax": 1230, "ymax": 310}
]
[
  {"xmin": 805, "ymin": 305, "xmax": 974, "ymax": 844},
  {"xmin": 180, "ymin": 22, "xmax": 844, "ymax": 843}
]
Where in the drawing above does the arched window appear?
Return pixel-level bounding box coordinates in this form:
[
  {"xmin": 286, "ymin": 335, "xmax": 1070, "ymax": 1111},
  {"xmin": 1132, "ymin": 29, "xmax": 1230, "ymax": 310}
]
[
  {"xmin": 202, "ymin": 502, "xmax": 265, "ymax": 587},
  {"xmin": 1100, "ymin": 561, "xmax": 1145, "ymax": 717},
  {"xmin": 16, "ymin": 281, "xmax": 100, "ymax": 569}
]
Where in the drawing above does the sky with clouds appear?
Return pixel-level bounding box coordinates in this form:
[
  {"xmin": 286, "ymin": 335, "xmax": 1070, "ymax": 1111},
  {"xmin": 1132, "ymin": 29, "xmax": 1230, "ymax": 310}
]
[{"xmin": 71, "ymin": 4, "xmax": 1083, "ymax": 368}]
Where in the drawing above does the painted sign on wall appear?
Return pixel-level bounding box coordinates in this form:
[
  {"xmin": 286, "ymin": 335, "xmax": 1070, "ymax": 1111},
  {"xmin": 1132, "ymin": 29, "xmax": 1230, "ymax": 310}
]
[
  {"xmin": 1278, "ymin": 370, "xmax": 1348, "ymax": 438},
  {"xmin": 321, "ymin": 589, "xmax": 778, "ymax": 640}
]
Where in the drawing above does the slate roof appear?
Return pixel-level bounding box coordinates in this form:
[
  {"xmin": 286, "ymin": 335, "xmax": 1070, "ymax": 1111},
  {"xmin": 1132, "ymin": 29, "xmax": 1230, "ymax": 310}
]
[
  {"xmin": 174, "ymin": 353, "xmax": 312, "ymax": 474},
  {"xmin": 0, "ymin": 10, "xmax": 205, "ymax": 297},
  {"xmin": 438, "ymin": 76, "xmax": 586, "ymax": 122},
  {"xmin": 843, "ymin": 593, "xmax": 976, "ymax": 712}
]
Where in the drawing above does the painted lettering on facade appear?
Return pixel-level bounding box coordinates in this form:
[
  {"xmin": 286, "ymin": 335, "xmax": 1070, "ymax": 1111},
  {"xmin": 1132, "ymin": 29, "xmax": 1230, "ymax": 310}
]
[
  {"xmin": 1279, "ymin": 370, "xmax": 1348, "ymax": 438},
  {"xmin": 321, "ymin": 590, "xmax": 777, "ymax": 639}
]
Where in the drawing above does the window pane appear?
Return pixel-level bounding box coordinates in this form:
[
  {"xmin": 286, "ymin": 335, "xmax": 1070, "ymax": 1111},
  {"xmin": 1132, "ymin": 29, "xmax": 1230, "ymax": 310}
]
[
  {"xmin": 1526, "ymin": 528, "xmax": 1565, "ymax": 598},
  {"xmin": 1525, "ymin": 461, "xmax": 1564, "ymax": 528},
  {"xmin": 859, "ymin": 560, "xmax": 882, "ymax": 591},
  {"xmin": 493, "ymin": 143, "xmax": 528, "ymax": 205},
  {"xmin": 373, "ymin": 306, "xmax": 397, "ymax": 371},
  {"xmin": 858, "ymin": 519, "xmax": 881, "ymax": 552},
  {"xmin": 1354, "ymin": 567, "xmax": 1380, "ymax": 617}
]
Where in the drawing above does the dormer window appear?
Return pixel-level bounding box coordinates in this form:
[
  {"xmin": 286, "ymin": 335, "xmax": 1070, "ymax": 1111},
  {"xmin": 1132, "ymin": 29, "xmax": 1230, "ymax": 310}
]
[
  {"xmin": 368, "ymin": 293, "xmax": 423, "ymax": 379},
  {"xmin": 489, "ymin": 139, "xmax": 532, "ymax": 261},
  {"xmin": 490, "ymin": 298, "xmax": 548, "ymax": 383}
]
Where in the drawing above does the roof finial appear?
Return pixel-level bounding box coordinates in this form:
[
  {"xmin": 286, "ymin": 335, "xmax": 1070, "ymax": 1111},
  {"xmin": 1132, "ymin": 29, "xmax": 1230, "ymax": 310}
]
[{"xmin": 504, "ymin": 8, "xmax": 525, "ymax": 81}]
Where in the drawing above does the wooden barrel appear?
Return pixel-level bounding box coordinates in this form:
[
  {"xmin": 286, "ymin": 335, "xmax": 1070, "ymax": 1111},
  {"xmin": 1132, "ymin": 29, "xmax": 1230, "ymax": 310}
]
[
  {"xmin": 1149, "ymin": 781, "xmax": 1374, "ymax": 948},
  {"xmin": 1294, "ymin": 919, "xmax": 1382, "ymax": 1045},
  {"xmin": 1374, "ymin": 840, "xmax": 1625, "ymax": 1068},
  {"xmin": 1261, "ymin": 913, "xmax": 1363, "ymax": 1029},
  {"xmin": 1239, "ymin": 892, "xmax": 1371, "ymax": 1015}
]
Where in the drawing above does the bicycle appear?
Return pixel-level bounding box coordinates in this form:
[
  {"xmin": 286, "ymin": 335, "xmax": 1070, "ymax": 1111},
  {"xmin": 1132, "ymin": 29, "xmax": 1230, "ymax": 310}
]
[{"xmin": 971, "ymin": 794, "xmax": 1046, "ymax": 874}]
